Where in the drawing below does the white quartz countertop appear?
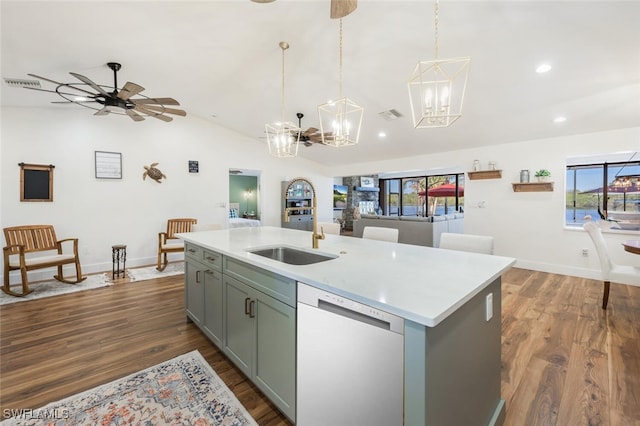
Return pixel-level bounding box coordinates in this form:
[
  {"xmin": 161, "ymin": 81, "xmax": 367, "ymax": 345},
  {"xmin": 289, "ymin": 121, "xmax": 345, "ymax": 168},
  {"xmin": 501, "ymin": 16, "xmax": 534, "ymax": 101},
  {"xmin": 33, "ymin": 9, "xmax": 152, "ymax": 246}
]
[{"xmin": 178, "ymin": 226, "xmax": 515, "ymax": 327}]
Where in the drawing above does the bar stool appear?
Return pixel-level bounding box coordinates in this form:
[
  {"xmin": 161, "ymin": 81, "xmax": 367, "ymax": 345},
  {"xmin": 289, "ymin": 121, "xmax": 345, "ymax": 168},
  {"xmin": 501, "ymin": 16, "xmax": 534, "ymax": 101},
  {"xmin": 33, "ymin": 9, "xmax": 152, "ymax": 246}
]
[{"xmin": 112, "ymin": 244, "xmax": 127, "ymax": 279}]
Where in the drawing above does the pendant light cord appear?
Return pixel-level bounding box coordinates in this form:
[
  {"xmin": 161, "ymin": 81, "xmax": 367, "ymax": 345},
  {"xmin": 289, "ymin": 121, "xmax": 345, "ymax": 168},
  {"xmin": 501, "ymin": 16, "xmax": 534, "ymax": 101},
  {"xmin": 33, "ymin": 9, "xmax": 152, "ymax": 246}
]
[
  {"xmin": 280, "ymin": 42, "xmax": 287, "ymax": 122},
  {"xmin": 339, "ymin": 18, "xmax": 343, "ymax": 99},
  {"xmin": 434, "ymin": 0, "xmax": 439, "ymax": 60}
]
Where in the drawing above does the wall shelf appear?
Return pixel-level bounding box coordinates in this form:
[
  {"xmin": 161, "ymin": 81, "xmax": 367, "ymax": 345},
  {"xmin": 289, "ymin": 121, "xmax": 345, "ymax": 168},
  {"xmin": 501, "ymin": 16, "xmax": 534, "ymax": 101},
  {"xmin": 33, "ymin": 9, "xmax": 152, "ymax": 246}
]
[
  {"xmin": 512, "ymin": 182, "xmax": 554, "ymax": 192},
  {"xmin": 467, "ymin": 170, "xmax": 502, "ymax": 180}
]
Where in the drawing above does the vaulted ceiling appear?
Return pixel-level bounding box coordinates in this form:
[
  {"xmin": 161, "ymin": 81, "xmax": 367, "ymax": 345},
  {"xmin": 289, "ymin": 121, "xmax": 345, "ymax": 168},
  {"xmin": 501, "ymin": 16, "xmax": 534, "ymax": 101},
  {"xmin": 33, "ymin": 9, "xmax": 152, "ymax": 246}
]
[{"xmin": 2, "ymin": 1, "xmax": 639, "ymax": 166}]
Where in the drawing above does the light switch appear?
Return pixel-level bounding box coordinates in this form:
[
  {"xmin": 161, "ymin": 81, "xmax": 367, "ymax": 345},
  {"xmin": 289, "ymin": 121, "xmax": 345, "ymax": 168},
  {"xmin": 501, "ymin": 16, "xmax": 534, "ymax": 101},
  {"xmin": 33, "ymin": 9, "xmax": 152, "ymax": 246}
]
[{"xmin": 485, "ymin": 293, "xmax": 493, "ymax": 321}]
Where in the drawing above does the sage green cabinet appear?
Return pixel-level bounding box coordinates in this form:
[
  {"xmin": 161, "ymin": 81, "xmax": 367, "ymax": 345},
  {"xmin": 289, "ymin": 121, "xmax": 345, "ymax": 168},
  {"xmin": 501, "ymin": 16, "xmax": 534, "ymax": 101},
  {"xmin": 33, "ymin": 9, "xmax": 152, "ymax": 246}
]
[
  {"xmin": 185, "ymin": 243, "xmax": 224, "ymax": 348},
  {"xmin": 185, "ymin": 261, "xmax": 205, "ymax": 325},
  {"xmin": 185, "ymin": 243, "xmax": 296, "ymax": 422},
  {"xmin": 223, "ymin": 274, "xmax": 296, "ymax": 421}
]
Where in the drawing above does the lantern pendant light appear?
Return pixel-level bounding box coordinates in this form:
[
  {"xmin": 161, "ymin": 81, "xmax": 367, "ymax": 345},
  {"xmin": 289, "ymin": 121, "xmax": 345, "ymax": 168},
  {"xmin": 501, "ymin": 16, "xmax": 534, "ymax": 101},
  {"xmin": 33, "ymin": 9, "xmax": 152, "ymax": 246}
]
[
  {"xmin": 265, "ymin": 41, "xmax": 301, "ymax": 158},
  {"xmin": 408, "ymin": 0, "xmax": 471, "ymax": 128},
  {"xmin": 318, "ymin": 18, "xmax": 363, "ymax": 147}
]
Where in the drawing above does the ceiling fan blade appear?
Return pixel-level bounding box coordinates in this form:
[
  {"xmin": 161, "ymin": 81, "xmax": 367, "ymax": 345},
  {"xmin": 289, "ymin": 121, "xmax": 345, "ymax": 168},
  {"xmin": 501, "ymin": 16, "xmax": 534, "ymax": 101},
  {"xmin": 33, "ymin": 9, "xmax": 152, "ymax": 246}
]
[
  {"xmin": 69, "ymin": 72, "xmax": 110, "ymax": 97},
  {"xmin": 125, "ymin": 109, "xmax": 145, "ymax": 122},
  {"xmin": 139, "ymin": 104, "xmax": 186, "ymax": 116},
  {"xmin": 134, "ymin": 105, "xmax": 173, "ymax": 122},
  {"xmin": 117, "ymin": 81, "xmax": 145, "ymax": 100},
  {"xmin": 27, "ymin": 74, "xmax": 97, "ymax": 96},
  {"xmin": 302, "ymin": 127, "xmax": 319, "ymax": 136},
  {"xmin": 94, "ymin": 107, "xmax": 110, "ymax": 116},
  {"xmin": 132, "ymin": 97, "xmax": 180, "ymax": 106},
  {"xmin": 330, "ymin": 0, "xmax": 357, "ymax": 18}
]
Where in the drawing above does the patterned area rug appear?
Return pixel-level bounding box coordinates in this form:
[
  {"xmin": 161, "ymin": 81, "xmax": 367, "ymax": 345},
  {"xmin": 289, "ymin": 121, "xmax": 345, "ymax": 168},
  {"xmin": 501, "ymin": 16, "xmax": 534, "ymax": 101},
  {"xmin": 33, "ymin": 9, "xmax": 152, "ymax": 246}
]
[
  {"xmin": 1, "ymin": 350, "xmax": 257, "ymax": 426},
  {"xmin": 127, "ymin": 262, "xmax": 184, "ymax": 282},
  {"xmin": 0, "ymin": 273, "xmax": 109, "ymax": 306}
]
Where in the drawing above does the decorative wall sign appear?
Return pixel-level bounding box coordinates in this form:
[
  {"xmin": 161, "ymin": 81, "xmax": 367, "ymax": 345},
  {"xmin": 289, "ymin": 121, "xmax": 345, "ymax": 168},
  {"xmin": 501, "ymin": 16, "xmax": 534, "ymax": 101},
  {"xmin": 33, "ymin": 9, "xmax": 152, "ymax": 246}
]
[
  {"xmin": 19, "ymin": 163, "xmax": 54, "ymax": 202},
  {"xmin": 360, "ymin": 177, "xmax": 375, "ymax": 188},
  {"xmin": 95, "ymin": 151, "xmax": 122, "ymax": 179},
  {"xmin": 188, "ymin": 160, "xmax": 199, "ymax": 173}
]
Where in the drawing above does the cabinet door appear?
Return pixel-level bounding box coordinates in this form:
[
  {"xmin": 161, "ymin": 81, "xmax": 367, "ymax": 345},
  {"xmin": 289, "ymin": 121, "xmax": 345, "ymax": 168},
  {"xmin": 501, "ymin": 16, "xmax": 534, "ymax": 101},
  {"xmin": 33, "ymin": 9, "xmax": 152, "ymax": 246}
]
[
  {"xmin": 203, "ymin": 269, "xmax": 223, "ymax": 348},
  {"xmin": 222, "ymin": 275, "xmax": 253, "ymax": 377},
  {"xmin": 185, "ymin": 261, "xmax": 205, "ymax": 324},
  {"xmin": 254, "ymin": 293, "xmax": 296, "ymax": 420}
]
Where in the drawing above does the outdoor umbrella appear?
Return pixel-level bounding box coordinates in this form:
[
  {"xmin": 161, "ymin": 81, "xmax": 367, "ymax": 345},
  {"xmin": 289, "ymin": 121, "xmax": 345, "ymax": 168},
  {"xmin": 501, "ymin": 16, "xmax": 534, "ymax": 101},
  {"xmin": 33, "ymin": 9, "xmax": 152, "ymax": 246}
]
[{"xmin": 418, "ymin": 184, "xmax": 465, "ymax": 197}]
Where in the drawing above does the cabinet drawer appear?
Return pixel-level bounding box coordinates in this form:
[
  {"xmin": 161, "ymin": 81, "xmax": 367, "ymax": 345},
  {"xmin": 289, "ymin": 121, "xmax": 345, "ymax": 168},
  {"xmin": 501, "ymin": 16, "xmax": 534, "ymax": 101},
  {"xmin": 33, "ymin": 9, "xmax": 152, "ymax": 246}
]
[
  {"xmin": 223, "ymin": 257, "xmax": 296, "ymax": 307},
  {"xmin": 202, "ymin": 249, "xmax": 222, "ymax": 271},
  {"xmin": 185, "ymin": 243, "xmax": 203, "ymax": 261}
]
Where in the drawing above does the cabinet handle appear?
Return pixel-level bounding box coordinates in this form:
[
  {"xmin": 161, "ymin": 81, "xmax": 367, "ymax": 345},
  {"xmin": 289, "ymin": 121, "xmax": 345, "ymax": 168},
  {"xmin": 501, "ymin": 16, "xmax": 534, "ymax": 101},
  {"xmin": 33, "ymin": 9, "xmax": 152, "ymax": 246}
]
[
  {"xmin": 244, "ymin": 297, "xmax": 251, "ymax": 315},
  {"xmin": 188, "ymin": 248, "xmax": 196, "ymax": 253},
  {"xmin": 196, "ymin": 270, "xmax": 201, "ymax": 283},
  {"xmin": 248, "ymin": 300, "xmax": 256, "ymax": 318},
  {"xmin": 204, "ymin": 269, "xmax": 212, "ymax": 275},
  {"xmin": 205, "ymin": 255, "xmax": 217, "ymax": 262}
]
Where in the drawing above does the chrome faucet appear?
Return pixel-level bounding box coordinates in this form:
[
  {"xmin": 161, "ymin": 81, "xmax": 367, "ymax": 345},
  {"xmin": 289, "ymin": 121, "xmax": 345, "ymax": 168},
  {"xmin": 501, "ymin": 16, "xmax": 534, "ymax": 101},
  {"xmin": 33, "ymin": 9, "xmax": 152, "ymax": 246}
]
[{"xmin": 284, "ymin": 177, "xmax": 325, "ymax": 249}]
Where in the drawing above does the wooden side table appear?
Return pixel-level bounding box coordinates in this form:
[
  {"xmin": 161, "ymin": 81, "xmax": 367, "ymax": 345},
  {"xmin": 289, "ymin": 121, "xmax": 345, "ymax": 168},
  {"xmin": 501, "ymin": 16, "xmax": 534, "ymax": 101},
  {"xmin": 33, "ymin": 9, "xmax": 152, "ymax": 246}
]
[{"xmin": 112, "ymin": 244, "xmax": 127, "ymax": 279}]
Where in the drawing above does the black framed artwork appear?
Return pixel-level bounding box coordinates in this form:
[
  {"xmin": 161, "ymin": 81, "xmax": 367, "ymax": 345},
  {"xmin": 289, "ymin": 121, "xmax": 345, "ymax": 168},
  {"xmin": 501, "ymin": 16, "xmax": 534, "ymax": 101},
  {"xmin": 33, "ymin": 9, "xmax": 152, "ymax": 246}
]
[{"xmin": 19, "ymin": 163, "xmax": 54, "ymax": 202}]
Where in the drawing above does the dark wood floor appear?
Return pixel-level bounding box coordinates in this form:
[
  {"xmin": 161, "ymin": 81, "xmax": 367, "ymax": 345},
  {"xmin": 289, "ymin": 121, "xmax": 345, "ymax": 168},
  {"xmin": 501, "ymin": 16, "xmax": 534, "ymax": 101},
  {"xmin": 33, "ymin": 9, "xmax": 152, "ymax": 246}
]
[{"xmin": 1, "ymin": 267, "xmax": 638, "ymax": 425}]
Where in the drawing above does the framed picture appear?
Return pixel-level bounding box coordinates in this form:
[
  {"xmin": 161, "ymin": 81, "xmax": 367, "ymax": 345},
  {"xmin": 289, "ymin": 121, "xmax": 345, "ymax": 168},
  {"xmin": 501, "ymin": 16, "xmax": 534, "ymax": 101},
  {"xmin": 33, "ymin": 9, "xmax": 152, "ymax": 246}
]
[
  {"xmin": 188, "ymin": 160, "xmax": 199, "ymax": 173},
  {"xmin": 95, "ymin": 151, "xmax": 122, "ymax": 179},
  {"xmin": 19, "ymin": 163, "xmax": 54, "ymax": 202},
  {"xmin": 360, "ymin": 177, "xmax": 374, "ymax": 187}
]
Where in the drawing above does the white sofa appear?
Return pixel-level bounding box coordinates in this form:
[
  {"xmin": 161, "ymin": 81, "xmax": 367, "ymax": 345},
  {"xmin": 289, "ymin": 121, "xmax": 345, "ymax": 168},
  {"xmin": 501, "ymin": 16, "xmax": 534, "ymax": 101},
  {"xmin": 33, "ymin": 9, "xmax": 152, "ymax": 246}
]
[{"xmin": 352, "ymin": 213, "xmax": 464, "ymax": 247}]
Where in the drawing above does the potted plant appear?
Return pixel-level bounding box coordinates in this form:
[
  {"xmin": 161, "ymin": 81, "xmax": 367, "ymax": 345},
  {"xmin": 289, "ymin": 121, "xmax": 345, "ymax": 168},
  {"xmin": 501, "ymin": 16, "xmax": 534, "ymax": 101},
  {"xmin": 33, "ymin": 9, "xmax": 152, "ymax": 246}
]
[{"xmin": 534, "ymin": 169, "xmax": 551, "ymax": 182}]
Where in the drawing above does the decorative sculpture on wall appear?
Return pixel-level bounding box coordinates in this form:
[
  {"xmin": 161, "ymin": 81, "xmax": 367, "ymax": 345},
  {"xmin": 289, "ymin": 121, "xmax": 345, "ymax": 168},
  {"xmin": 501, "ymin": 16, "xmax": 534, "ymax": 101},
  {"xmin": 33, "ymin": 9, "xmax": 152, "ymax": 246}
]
[{"xmin": 143, "ymin": 162, "xmax": 166, "ymax": 183}]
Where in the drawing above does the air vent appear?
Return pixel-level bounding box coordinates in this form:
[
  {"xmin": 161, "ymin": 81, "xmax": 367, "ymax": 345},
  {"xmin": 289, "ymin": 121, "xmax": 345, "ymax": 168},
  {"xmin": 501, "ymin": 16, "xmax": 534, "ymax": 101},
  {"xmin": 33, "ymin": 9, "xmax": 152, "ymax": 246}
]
[
  {"xmin": 229, "ymin": 169, "xmax": 243, "ymax": 175},
  {"xmin": 3, "ymin": 78, "xmax": 41, "ymax": 89},
  {"xmin": 378, "ymin": 109, "xmax": 402, "ymax": 121}
]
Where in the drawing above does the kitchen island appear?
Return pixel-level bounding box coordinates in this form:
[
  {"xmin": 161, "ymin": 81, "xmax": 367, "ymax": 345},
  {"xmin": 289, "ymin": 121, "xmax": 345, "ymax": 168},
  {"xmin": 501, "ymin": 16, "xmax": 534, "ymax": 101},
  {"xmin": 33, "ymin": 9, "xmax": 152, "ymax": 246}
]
[{"xmin": 178, "ymin": 226, "xmax": 515, "ymax": 425}]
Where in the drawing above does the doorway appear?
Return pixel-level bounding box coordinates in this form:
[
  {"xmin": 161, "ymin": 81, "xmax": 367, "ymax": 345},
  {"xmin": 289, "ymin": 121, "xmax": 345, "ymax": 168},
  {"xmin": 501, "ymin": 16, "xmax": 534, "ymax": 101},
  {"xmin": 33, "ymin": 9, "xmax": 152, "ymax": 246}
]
[{"xmin": 229, "ymin": 169, "xmax": 261, "ymax": 219}]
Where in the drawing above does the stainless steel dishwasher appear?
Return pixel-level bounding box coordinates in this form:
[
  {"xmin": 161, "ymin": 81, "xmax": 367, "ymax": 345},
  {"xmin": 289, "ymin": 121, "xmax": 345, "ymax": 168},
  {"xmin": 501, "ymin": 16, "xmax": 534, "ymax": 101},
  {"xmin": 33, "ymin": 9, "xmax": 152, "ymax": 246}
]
[{"xmin": 297, "ymin": 282, "xmax": 404, "ymax": 426}]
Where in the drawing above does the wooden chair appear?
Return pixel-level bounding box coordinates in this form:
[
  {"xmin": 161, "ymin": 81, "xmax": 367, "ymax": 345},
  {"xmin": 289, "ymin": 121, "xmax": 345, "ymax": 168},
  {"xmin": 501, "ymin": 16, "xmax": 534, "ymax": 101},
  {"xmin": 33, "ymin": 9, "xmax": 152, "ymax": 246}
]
[
  {"xmin": 3, "ymin": 225, "xmax": 86, "ymax": 296},
  {"xmin": 583, "ymin": 221, "xmax": 640, "ymax": 309},
  {"xmin": 157, "ymin": 218, "xmax": 197, "ymax": 271},
  {"xmin": 362, "ymin": 226, "xmax": 399, "ymax": 243},
  {"xmin": 439, "ymin": 233, "xmax": 495, "ymax": 255}
]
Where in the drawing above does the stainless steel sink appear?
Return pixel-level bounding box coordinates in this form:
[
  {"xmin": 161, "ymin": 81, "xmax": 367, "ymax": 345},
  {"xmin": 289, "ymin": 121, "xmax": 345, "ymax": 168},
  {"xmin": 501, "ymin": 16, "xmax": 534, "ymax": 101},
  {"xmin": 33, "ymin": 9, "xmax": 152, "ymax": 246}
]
[{"xmin": 247, "ymin": 246, "xmax": 337, "ymax": 265}]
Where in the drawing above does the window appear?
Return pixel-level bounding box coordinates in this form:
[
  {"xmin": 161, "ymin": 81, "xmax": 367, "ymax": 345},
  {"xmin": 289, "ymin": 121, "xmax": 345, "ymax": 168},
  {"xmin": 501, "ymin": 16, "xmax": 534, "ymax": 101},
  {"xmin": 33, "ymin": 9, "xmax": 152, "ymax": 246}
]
[
  {"xmin": 381, "ymin": 173, "xmax": 464, "ymax": 217},
  {"xmin": 566, "ymin": 158, "xmax": 640, "ymax": 227}
]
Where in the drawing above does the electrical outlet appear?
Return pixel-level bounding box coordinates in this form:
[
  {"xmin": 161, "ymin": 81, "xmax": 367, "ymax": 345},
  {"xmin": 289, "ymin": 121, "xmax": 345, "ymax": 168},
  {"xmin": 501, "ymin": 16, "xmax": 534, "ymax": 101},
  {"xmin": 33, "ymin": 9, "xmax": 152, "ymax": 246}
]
[
  {"xmin": 582, "ymin": 248, "xmax": 589, "ymax": 257},
  {"xmin": 485, "ymin": 293, "xmax": 493, "ymax": 321}
]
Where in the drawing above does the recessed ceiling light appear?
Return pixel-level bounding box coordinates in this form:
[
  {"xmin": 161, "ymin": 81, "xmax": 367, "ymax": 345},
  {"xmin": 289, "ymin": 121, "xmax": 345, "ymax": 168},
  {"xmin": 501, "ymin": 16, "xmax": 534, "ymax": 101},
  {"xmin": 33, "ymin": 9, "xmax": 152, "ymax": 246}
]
[
  {"xmin": 554, "ymin": 116, "xmax": 566, "ymax": 123},
  {"xmin": 378, "ymin": 131, "xmax": 387, "ymax": 138},
  {"xmin": 536, "ymin": 64, "xmax": 552, "ymax": 73}
]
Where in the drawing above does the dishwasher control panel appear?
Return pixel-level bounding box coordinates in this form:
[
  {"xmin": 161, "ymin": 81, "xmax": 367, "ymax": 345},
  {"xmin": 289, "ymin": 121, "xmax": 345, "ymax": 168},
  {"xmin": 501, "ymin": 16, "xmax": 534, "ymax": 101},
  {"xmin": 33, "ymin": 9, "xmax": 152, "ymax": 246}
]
[{"xmin": 297, "ymin": 282, "xmax": 404, "ymax": 334}]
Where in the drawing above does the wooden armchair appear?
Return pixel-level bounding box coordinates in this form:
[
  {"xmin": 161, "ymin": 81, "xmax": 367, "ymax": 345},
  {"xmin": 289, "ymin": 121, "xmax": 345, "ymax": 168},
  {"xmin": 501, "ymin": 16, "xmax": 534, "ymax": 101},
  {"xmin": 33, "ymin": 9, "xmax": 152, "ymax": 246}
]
[
  {"xmin": 3, "ymin": 225, "xmax": 86, "ymax": 296},
  {"xmin": 157, "ymin": 218, "xmax": 197, "ymax": 271}
]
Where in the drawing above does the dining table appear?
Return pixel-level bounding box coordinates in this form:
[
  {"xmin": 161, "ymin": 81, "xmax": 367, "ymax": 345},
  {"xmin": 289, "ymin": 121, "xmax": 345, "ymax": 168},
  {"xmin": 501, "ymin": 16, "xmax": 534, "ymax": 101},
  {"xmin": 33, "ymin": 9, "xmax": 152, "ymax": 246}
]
[{"xmin": 622, "ymin": 240, "xmax": 640, "ymax": 255}]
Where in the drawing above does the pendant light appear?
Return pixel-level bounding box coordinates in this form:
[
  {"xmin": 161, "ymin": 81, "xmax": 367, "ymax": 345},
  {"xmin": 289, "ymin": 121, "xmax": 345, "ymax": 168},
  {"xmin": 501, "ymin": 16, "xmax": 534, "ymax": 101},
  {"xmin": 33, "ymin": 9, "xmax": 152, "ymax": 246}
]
[
  {"xmin": 318, "ymin": 18, "xmax": 363, "ymax": 147},
  {"xmin": 265, "ymin": 41, "xmax": 301, "ymax": 158},
  {"xmin": 408, "ymin": 0, "xmax": 471, "ymax": 128}
]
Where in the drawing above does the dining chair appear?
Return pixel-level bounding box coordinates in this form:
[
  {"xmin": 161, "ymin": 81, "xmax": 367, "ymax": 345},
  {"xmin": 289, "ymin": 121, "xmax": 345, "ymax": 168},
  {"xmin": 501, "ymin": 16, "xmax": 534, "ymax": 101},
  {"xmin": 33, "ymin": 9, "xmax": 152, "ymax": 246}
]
[
  {"xmin": 318, "ymin": 222, "xmax": 340, "ymax": 235},
  {"xmin": 439, "ymin": 233, "xmax": 494, "ymax": 255},
  {"xmin": 362, "ymin": 226, "xmax": 399, "ymax": 243},
  {"xmin": 583, "ymin": 221, "xmax": 640, "ymax": 309}
]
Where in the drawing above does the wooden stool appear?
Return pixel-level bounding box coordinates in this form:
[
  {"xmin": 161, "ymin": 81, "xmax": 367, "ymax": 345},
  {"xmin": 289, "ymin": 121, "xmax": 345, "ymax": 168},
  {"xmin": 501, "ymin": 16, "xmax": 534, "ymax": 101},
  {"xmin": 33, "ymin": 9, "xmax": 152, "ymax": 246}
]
[{"xmin": 112, "ymin": 245, "xmax": 127, "ymax": 279}]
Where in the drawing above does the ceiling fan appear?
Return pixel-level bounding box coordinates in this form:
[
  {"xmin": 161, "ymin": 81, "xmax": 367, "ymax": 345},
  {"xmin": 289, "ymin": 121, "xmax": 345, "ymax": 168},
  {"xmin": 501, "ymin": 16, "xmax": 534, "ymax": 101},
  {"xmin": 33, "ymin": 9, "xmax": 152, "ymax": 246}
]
[
  {"xmin": 25, "ymin": 62, "xmax": 186, "ymax": 122},
  {"xmin": 295, "ymin": 113, "xmax": 332, "ymax": 147},
  {"xmin": 250, "ymin": 0, "xmax": 357, "ymax": 19}
]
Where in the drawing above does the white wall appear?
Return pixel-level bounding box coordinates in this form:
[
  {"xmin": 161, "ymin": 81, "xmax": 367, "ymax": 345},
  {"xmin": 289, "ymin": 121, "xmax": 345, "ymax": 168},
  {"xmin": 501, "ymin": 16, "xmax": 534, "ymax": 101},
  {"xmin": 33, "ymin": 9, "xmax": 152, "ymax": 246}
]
[
  {"xmin": 1, "ymin": 107, "xmax": 334, "ymax": 281},
  {"xmin": 2, "ymin": 106, "xmax": 638, "ymax": 283},
  {"xmin": 327, "ymin": 127, "xmax": 640, "ymax": 279}
]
